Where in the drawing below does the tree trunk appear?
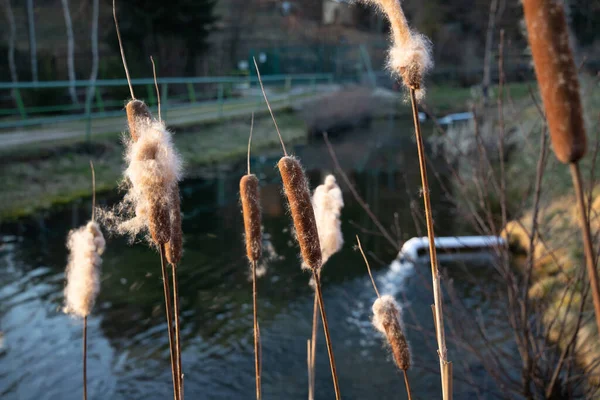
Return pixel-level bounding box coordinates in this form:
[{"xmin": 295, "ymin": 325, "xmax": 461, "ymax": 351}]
[
  {"xmin": 61, "ymin": 0, "xmax": 79, "ymax": 105},
  {"xmin": 482, "ymin": 0, "xmax": 499, "ymax": 101},
  {"xmin": 85, "ymin": 0, "xmax": 99, "ymax": 114},
  {"xmin": 26, "ymin": 0, "xmax": 38, "ymax": 82},
  {"xmin": 3, "ymin": 0, "xmax": 18, "ymax": 84}
]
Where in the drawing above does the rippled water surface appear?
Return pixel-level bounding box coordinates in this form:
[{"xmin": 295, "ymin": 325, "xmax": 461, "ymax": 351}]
[{"xmin": 0, "ymin": 120, "xmax": 508, "ymax": 399}]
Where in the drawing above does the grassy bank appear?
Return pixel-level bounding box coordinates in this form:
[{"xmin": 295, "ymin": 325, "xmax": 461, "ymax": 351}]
[{"xmin": 0, "ymin": 113, "xmax": 305, "ymax": 221}]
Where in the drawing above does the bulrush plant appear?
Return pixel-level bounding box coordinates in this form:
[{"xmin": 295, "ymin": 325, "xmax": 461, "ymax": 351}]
[
  {"xmin": 308, "ymin": 174, "xmax": 344, "ymax": 399},
  {"xmin": 361, "ymin": 0, "xmax": 451, "ymax": 397},
  {"xmin": 357, "ymin": 236, "xmax": 413, "ymax": 400},
  {"xmin": 522, "ymin": 0, "xmax": 600, "ymax": 336},
  {"xmin": 254, "ymin": 58, "xmax": 342, "ymax": 399},
  {"xmin": 102, "ymin": 3, "xmax": 184, "ymax": 399},
  {"xmin": 63, "ymin": 162, "xmax": 105, "ymax": 400},
  {"xmin": 239, "ymin": 114, "xmax": 263, "ymax": 399}
]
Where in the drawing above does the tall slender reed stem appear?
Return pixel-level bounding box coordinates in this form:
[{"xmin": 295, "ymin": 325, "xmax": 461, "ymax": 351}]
[
  {"xmin": 307, "ymin": 339, "xmax": 313, "ymax": 400},
  {"xmin": 312, "ymin": 271, "xmax": 341, "ymax": 400},
  {"xmin": 252, "ymin": 260, "xmax": 261, "ymax": 400},
  {"xmin": 402, "ymin": 371, "xmax": 413, "ymax": 400},
  {"xmin": 83, "ymin": 316, "xmax": 88, "ymax": 400},
  {"xmin": 409, "ymin": 88, "xmax": 451, "ymax": 400},
  {"xmin": 310, "ymin": 289, "xmax": 318, "ymax": 399},
  {"xmin": 159, "ymin": 244, "xmax": 180, "ymax": 400},
  {"xmin": 171, "ymin": 267, "xmax": 183, "ymax": 399},
  {"xmin": 570, "ymin": 163, "xmax": 600, "ymax": 334}
]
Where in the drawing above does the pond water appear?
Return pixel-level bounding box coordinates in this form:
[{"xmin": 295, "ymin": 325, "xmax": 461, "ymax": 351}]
[{"xmin": 0, "ymin": 119, "xmax": 508, "ymax": 399}]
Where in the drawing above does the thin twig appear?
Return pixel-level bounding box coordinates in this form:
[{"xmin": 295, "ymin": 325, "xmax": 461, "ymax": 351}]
[
  {"xmin": 159, "ymin": 244, "xmax": 180, "ymax": 400},
  {"xmin": 171, "ymin": 267, "xmax": 182, "ymax": 400},
  {"xmin": 356, "ymin": 235, "xmax": 380, "ymax": 298},
  {"xmin": 323, "ymin": 132, "xmax": 398, "ymax": 250},
  {"xmin": 252, "ymin": 260, "xmax": 261, "ymax": 400},
  {"xmin": 310, "ymin": 290, "xmax": 318, "ymax": 400},
  {"xmin": 150, "ymin": 56, "xmax": 161, "ymax": 122},
  {"xmin": 307, "ymin": 339, "xmax": 313, "ymax": 400},
  {"xmin": 409, "ymin": 87, "xmax": 451, "ymax": 400},
  {"xmin": 570, "ymin": 163, "xmax": 600, "ymax": 335},
  {"xmin": 253, "ymin": 58, "xmax": 287, "ymax": 156},
  {"xmin": 313, "ymin": 271, "xmax": 341, "ymax": 400},
  {"xmin": 112, "ymin": 0, "xmax": 134, "ymax": 99},
  {"xmin": 83, "ymin": 316, "xmax": 88, "ymax": 400},
  {"xmin": 89, "ymin": 160, "xmax": 96, "ymax": 222},
  {"xmin": 248, "ymin": 113, "xmax": 254, "ymax": 175}
]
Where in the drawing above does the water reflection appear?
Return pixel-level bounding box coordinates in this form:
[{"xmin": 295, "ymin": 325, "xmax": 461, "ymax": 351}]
[{"xmin": 1, "ymin": 120, "xmax": 501, "ymax": 399}]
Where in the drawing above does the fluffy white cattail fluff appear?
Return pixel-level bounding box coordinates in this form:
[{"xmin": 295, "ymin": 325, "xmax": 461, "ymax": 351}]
[
  {"xmin": 312, "ymin": 175, "xmax": 344, "ymax": 265},
  {"xmin": 372, "ymin": 295, "xmax": 411, "ymax": 370},
  {"xmin": 64, "ymin": 221, "xmax": 105, "ymax": 318},
  {"xmin": 101, "ymin": 118, "xmax": 182, "ymax": 245},
  {"xmin": 364, "ymin": 0, "xmax": 433, "ymax": 100}
]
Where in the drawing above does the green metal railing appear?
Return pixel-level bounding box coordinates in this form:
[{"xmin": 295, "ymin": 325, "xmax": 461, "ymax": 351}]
[{"xmin": 0, "ymin": 73, "xmax": 336, "ymax": 143}]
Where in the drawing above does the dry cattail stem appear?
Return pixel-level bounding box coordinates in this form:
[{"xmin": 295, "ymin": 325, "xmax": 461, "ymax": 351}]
[
  {"xmin": 278, "ymin": 156, "xmax": 322, "ymax": 270},
  {"xmin": 522, "ymin": 0, "xmax": 586, "ymax": 164},
  {"xmin": 410, "ymin": 88, "xmax": 451, "ymax": 400},
  {"xmin": 240, "ymin": 115, "xmax": 263, "ymax": 399},
  {"xmin": 241, "ymin": 175, "xmax": 263, "ymax": 262},
  {"xmin": 159, "ymin": 244, "xmax": 180, "ymax": 400}
]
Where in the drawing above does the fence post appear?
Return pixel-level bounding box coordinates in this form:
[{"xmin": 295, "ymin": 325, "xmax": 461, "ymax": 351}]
[
  {"xmin": 187, "ymin": 83, "xmax": 197, "ymax": 103},
  {"xmin": 285, "ymin": 76, "xmax": 292, "ymax": 106},
  {"xmin": 147, "ymin": 84, "xmax": 156, "ymax": 107},
  {"xmin": 161, "ymin": 83, "xmax": 168, "ymax": 120},
  {"xmin": 85, "ymin": 82, "xmax": 94, "ymax": 143},
  {"xmin": 14, "ymin": 88, "xmax": 27, "ymax": 119},
  {"xmin": 94, "ymin": 89, "xmax": 105, "ymax": 112},
  {"xmin": 218, "ymin": 83, "xmax": 224, "ymax": 118}
]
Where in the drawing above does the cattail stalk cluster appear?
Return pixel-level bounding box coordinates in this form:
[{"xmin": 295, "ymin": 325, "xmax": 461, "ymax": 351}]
[
  {"xmin": 109, "ymin": 5, "xmax": 185, "ymax": 398},
  {"xmin": 362, "ymin": 0, "xmax": 450, "ymax": 397},
  {"xmin": 522, "ymin": 0, "xmax": 600, "ymax": 336},
  {"xmin": 309, "ymin": 174, "xmax": 344, "ymax": 396},
  {"xmin": 64, "ymin": 163, "xmax": 105, "ymax": 400},
  {"xmin": 253, "ymin": 56, "xmax": 341, "ymax": 399},
  {"xmin": 239, "ymin": 116, "xmax": 263, "ymax": 400}
]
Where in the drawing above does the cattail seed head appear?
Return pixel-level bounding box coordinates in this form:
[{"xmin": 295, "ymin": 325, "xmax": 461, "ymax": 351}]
[
  {"xmin": 99, "ymin": 119, "xmax": 182, "ymax": 246},
  {"xmin": 363, "ymin": 0, "xmax": 433, "ymax": 98},
  {"xmin": 240, "ymin": 174, "xmax": 262, "ymax": 262},
  {"xmin": 312, "ymin": 175, "xmax": 344, "ymax": 265},
  {"xmin": 165, "ymin": 183, "xmax": 183, "ymax": 266},
  {"xmin": 64, "ymin": 221, "xmax": 105, "ymax": 318},
  {"xmin": 278, "ymin": 156, "xmax": 322, "ymax": 270},
  {"xmin": 126, "ymin": 99, "xmax": 152, "ymax": 142},
  {"xmin": 522, "ymin": 0, "xmax": 586, "ymax": 163},
  {"xmin": 372, "ymin": 295, "xmax": 411, "ymax": 370}
]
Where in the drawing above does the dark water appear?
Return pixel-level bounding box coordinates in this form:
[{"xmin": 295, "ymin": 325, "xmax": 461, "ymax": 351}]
[{"xmin": 0, "ymin": 120, "xmax": 508, "ymax": 399}]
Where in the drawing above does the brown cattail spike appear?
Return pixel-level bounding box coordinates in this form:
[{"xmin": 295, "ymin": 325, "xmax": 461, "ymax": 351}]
[
  {"xmin": 240, "ymin": 174, "xmax": 262, "ymax": 262},
  {"xmin": 126, "ymin": 99, "xmax": 152, "ymax": 142},
  {"xmin": 149, "ymin": 201, "xmax": 171, "ymax": 245},
  {"xmin": 373, "ymin": 295, "xmax": 411, "ymax": 371},
  {"xmin": 278, "ymin": 156, "xmax": 322, "ymax": 270},
  {"xmin": 166, "ymin": 183, "xmax": 183, "ymax": 266},
  {"xmin": 522, "ymin": 0, "xmax": 586, "ymax": 164}
]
